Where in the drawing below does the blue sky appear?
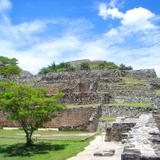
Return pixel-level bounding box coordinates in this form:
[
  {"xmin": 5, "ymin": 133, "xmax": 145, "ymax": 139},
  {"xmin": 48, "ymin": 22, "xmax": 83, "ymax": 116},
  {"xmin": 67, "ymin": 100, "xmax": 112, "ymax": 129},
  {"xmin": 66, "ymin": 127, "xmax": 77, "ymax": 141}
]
[{"xmin": 0, "ymin": 0, "xmax": 160, "ymax": 75}]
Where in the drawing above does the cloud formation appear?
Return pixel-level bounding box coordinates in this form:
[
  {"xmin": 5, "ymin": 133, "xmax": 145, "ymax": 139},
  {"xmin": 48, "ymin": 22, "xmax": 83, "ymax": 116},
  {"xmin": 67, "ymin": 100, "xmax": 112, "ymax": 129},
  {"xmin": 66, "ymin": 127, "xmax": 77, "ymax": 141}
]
[
  {"xmin": 0, "ymin": 0, "xmax": 160, "ymax": 76},
  {"xmin": 98, "ymin": 1, "xmax": 160, "ymax": 75},
  {"xmin": 99, "ymin": 3, "xmax": 124, "ymax": 19},
  {"xmin": 0, "ymin": 0, "xmax": 11, "ymax": 12}
]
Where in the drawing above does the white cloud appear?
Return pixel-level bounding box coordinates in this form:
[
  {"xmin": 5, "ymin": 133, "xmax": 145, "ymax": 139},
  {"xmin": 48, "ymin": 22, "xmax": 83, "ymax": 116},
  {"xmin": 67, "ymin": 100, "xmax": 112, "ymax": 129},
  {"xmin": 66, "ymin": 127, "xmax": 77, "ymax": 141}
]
[
  {"xmin": 121, "ymin": 7, "xmax": 155, "ymax": 29},
  {"xmin": 0, "ymin": 0, "xmax": 12, "ymax": 12},
  {"xmin": 99, "ymin": 3, "xmax": 124, "ymax": 19},
  {"xmin": 98, "ymin": 2, "xmax": 155, "ymax": 30}
]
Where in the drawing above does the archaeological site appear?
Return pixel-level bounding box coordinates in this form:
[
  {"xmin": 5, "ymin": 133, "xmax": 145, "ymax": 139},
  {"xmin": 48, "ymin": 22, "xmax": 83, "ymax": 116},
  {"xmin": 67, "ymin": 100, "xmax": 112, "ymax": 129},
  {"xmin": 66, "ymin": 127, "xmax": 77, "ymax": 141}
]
[{"xmin": 0, "ymin": 61, "xmax": 160, "ymax": 160}]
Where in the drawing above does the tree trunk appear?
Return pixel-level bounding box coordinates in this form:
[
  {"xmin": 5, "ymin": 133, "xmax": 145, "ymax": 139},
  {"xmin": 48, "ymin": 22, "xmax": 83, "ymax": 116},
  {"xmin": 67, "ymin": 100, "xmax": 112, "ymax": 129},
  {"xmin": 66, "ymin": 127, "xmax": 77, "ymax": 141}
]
[{"xmin": 25, "ymin": 131, "xmax": 33, "ymax": 146}]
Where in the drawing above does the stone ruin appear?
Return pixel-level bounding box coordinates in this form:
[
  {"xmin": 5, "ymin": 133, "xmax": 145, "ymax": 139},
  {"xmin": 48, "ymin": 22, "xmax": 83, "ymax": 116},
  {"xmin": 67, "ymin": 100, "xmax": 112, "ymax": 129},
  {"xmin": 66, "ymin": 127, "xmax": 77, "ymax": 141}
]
[
  {"xmin": 102, "ymin": 114, "xmax": 160, "ymax": 159},
  {"xmin": 0, "ymin": 68, "xmax": 160, "ymax": 159}
]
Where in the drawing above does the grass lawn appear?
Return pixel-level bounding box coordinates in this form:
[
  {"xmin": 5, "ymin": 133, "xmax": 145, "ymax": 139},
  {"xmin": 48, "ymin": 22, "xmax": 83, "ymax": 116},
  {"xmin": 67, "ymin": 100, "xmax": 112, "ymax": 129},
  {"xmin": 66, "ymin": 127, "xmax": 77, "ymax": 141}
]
[
  {"xmin": 0, "ymin": 129, "xmax": 92, "ymax": 141},
  {"xmin": 0, "ymin": 135, "xmax": 94, "ymax": 160},
  {"xmin": 0, "ymin": 129, "xmax": 86, "ymax": 135}
]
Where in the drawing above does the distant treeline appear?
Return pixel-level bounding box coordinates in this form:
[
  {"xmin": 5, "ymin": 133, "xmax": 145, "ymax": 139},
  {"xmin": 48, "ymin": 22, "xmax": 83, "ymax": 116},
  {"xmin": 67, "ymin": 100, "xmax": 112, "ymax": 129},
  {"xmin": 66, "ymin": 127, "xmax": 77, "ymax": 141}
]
[{"xmin": 39, "ymin": 61, "xmax": 133, "ymax": 74}]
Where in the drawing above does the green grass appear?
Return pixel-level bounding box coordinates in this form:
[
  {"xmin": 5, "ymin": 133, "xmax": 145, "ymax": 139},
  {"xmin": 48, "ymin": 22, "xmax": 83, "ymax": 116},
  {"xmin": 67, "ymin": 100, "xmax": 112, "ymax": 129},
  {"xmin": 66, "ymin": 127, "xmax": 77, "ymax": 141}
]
[
  {"xmin": 0, "ymin": 136, "xmax": 94, "ymax": 160},
  {"xmin": 99, "ymin": 116, "xmax": 117, "ymax": 121},
  {"xmin": 97, "ymin": 91, "xmax": 109, "ymax": 94},
  {"xmin": 154, "ymin": 88, "xmax": 160, "ymax": 94},
  {"xmin": 122, "ymin": 77, "xmax": 141, "ymax": 83},
  {"xmin": 0, "ymin": 129, "xmax": 86, "ymax": 135},
  {"xmin": 66, "ymin": 103, "xmax": 100, "ymax": 108},
  {"xmin": 104, "ymin": 102, "xmax": 153, "ymax": 109},
  {"xmin": 0, "ymin": 129, "xmax": 91, "ymax": 141}
]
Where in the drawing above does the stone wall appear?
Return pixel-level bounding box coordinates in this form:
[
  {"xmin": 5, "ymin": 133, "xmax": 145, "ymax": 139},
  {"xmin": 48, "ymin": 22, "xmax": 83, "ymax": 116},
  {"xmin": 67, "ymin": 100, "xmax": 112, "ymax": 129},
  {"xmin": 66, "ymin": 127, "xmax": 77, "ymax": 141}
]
[
  {"xmin": 123, "ymin": 69, "xmax": 157, "ymax": 79},
  {"xmin": 101, "ymin": 106, "xmax": 152, "ymax": 117},
  {"xmin": 0, "ymin": 69, "xmax": 157, "ymax": 85},
  {"xmin": 108, "ymin": 117, "xmax": 137, "ymax": 141},
  {"xmin": 0, "ymin": 107, "xmax": 101, "ymax": 132},
  {"xmin": 60, "ymin": 92, "xmax": 104, "ymax": 105}
]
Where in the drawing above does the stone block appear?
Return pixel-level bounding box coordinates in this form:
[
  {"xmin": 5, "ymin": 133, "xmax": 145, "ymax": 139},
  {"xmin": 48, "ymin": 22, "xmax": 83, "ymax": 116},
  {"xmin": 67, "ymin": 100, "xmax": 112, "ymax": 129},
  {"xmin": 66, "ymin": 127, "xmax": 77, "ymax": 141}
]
[{"xmin": 121, "ymin": 149, "xmax": 141, "ymax": 160}]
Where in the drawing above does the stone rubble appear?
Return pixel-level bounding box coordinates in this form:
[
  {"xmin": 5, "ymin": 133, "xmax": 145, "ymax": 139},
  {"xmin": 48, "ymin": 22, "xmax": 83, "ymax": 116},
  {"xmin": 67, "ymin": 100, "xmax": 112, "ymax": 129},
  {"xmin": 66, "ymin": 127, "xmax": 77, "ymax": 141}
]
[{"xmin": 122, "ymin": 114, "xmax": 160, "ymax": 160}]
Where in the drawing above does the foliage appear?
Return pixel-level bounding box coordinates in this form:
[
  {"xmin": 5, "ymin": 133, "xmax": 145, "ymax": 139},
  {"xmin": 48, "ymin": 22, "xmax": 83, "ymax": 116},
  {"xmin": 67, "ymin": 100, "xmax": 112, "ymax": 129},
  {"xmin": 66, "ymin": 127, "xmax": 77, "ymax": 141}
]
[
  {"xmin": 0, "ymin": 56, "xmax": 21, "ymax": 77},
  {"xmin": 38, "ymin": 60, "xmax": 133, "ymax": 74},
  {"xmin": 119, "ymin": 64, "xmax": 133, "ymax": 70},
  {"xmin": 0, "ymin": 82, "xmax": 64, "ymax": 145},
  {"xmin": 80, "ymin": 62, "xmax": 90, "ymax": 70},
  {"xmin": 97, "ymin": 61, "xmax": 119, "ymax": 70},
  {"xmin": 39, "ymin": 62, "xmax": 75, "ymax": 74}
]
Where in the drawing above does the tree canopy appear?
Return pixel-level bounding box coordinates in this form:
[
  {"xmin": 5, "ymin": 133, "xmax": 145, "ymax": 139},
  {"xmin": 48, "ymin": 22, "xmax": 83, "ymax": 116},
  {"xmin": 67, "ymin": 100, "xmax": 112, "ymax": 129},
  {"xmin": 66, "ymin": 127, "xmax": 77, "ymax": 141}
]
[
  {"xmin": 38, "ymin": 60, "xmax": 133, "ymax": 74},
  {"xmin": 0, "ymin": 82, "xmax": 64, "ymax": 145},
  {"xmin": 0, "ymin": 56, "xmax": 21, "ymax": 77},
  {"xmin": 119, "ymin": 64, "xmax": 133, "ymax": 70},
  {"xmin": 39, "ymin": 62, "xmax": 75, "ymax": 74},
  {"xmin": 80, "ymin": 62, "xmax": 90, "ymax": 70}
]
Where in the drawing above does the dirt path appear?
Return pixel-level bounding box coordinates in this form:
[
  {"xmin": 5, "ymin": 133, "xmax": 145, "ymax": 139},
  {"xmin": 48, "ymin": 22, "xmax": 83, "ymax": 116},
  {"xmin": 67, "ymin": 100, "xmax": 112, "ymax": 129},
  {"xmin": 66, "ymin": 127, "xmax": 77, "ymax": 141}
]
[{"xmin": 68, "ymin": 134, "xmax": 124, "ymax": 160}]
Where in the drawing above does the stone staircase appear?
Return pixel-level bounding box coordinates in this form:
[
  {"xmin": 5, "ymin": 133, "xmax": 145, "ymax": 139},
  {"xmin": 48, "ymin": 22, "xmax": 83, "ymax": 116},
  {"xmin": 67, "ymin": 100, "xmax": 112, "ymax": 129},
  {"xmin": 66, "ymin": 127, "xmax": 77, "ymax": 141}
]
[
  {"xmin": 97, "ymin": 76, "xmax": 159, "ymax": 108},
  {"xmin": 97, "ymin": 76, "xmax": 159, "ymax": 131}
]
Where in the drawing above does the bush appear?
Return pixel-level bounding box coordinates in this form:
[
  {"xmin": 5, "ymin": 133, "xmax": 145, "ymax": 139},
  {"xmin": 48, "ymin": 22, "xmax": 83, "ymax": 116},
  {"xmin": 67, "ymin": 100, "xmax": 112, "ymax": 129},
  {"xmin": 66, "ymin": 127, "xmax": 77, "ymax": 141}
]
[{"xmin": 80, "ymin": 62, "xmax": 90, "ymax": 70}]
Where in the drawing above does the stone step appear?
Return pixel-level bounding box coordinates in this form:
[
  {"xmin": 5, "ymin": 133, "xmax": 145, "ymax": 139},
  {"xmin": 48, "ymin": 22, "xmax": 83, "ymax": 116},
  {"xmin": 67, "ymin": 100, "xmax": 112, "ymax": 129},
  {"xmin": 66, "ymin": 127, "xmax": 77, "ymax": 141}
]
[
  {"xmin": 97, "ymin": 87, "xmax": 151, "ymax": 92},
  {"xmin": 110, "ymin": 90, "xmax": 156, "ymax": 97},
  {"xmin": 98, "ymin": 81, "xmax": 147, "ymax": 86},
  {"xmin": 122, "ymin": 114, "xmax": 160, "ymax": 159},
  {"xmin": 101, "ymin": 103, "xmax": 153, "ymax": 117},
  {"xmin": 110, "ymin": 96, "xmax": 152, "ymax": 103}
]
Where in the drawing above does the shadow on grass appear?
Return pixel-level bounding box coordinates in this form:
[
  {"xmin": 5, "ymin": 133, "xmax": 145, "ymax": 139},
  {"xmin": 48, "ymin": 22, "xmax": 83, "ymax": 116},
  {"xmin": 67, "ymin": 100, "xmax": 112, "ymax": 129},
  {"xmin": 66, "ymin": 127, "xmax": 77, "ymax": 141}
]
[{"xmin": 0, "ymin": 142, "xmax": 67, "ymax": 157}]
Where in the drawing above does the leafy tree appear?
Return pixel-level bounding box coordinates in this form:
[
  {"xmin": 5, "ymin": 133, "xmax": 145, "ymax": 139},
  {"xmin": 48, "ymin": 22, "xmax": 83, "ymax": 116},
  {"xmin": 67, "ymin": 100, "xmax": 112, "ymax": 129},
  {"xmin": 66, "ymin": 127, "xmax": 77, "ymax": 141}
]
[
  {"xmin": 39, "ymin": 62, "xmax": 57, "ymax": 74},
  {"xmin": 119, "ymin": 64, "xmax": 133, "ymax": 70},
  {"xmin": 98, "ymin": 63, "xmax": 105, "ymax": 70},
  {"xmin": 39, "ymin": 62, "xmax": 75, "ymax": 74},
  {"xmin": 56, "ymin": 62, "xmax": 75, "ymax": 72},
  {"xmin": 0, "ymin": 56, "xmax": 21, "ymax": 77},
  {"xmin": 104, "ymin": 62, "xmax": 119, "ymax": 70},
  {"xmin": 0, "ymin": 82, "xmax": 64, "ymax": 145},
  {"xmin": 80, "ymin": 62, "xmax": 90, "ymax": 70}
]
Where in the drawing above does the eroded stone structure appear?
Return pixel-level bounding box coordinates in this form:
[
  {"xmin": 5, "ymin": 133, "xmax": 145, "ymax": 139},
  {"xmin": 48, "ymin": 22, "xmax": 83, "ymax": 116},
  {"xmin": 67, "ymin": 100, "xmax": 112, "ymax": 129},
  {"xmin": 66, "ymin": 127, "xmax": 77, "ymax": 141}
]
[{"xmin": 0, "ymin": 69, "xmax": 160, "ymax": 133}]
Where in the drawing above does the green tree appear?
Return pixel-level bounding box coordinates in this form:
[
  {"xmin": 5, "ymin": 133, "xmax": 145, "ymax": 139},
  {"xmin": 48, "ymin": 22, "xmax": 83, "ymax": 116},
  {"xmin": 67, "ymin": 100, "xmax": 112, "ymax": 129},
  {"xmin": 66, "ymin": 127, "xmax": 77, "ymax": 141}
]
[
  {"xmin": 119, "ymin": 64, "xmax": 133, "ymax": 70},
  {"xmin": 39, "ymin": 62, "xmax": 75, "ymax": 74},
  {"xmin": 98, "ymin": 63, "xmax": 106, "ymax": 70},
  {"xmin": 80, "ymin": 62, "xmax": 90, "ymax": 70},
  {"xmin": 0, "ymin": 56, "xmax": 21, "ymax": 77},
  {"xmin": 0, "ymin": 82, "xmax": 64, "ymax": 145},
  {"xmin": 56, "ymin": 62, "xmax": 75, "ymax": 72},
  {"xmin": 104, "ymin": 62, "xmax": 119, "ymax": 70}
]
